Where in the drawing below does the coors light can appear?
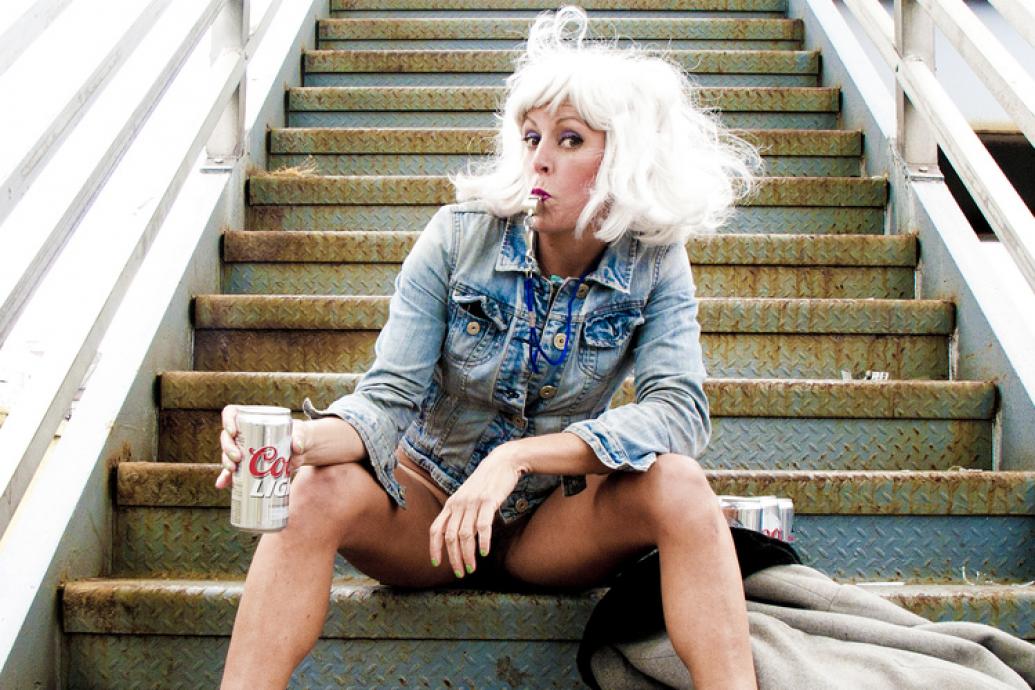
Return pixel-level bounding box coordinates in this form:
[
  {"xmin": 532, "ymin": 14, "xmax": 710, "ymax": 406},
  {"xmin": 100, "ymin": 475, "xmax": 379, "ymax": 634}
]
[{"xmin": 231, "ymin": 405, "xmax": 293, "ymax": 532}]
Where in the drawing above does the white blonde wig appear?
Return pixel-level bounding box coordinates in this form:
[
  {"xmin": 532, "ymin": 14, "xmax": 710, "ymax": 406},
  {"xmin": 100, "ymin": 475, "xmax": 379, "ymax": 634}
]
[{"xmin": 450, "ymin": 6, "xmax": 762, "ymax": 246}]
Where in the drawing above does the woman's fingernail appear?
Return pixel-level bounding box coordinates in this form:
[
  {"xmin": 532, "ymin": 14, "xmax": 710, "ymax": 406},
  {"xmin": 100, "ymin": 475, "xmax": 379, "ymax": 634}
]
[
  {"xmin": 480, "ymin": 548, "xmax": 488, "ymax": 557},
  {"xmin": 454, "ymin": 569, "xmax": 463, "ymax": 579},
  {"xmin": 465, "ymin": 564, "xmax": 474, "ymax": 574},
  {"xmin": 431, "ymin": 558, "xmax": 439, "ymax": 567}
]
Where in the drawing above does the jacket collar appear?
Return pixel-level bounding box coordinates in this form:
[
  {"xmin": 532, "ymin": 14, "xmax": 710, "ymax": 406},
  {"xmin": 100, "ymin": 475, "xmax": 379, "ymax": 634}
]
[{"xmin": 495, "ymin": 216, "xmax": 636, "ymax": 294}]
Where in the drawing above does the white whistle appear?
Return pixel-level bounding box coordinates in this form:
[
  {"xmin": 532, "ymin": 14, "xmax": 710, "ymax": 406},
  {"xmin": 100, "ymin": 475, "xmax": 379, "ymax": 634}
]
[{"xmin": 522, "ymin": 194, "xmax": 539, "ymax": 219}]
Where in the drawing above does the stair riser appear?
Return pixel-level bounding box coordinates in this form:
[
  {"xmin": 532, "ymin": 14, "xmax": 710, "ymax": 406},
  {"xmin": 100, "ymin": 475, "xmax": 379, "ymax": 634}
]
[
  {"xmin": 192, "ymin": 330, "xmax": 949, "ymax": 380},
  {"xmin": 67, "ymin": 636, "xmax": 585, "ymax": 690},
  {"xmin": 158, "ymin": 411, "xmax": 992, "ymax": 471},
  {"xmin": 331, "ymin": 10, "xmax": 786, "ymax": 17},
  {"xmin": 287, "ymin": 85, "xmax": 838, "ymax": 115},
  {"xmin": 245, "ymin": 206, "xmax": 885, "ymax": 234},
  {"xmin": 113, "ymin": 509, "xmax": 1033, "ymax": 582},
  {"xmin": 288, "ymin": 110, "xmax": 840, "ymax": 129},
  {"xmin": 303, "ymin": 49, "xmax": 817, "ymax": 75},
  {"xmin": 223, "ymin": 264, "xmax": 915, "ymax": 299},
  {"xmin": 114, "ymin": 508, "xmax": 362, "ymax": 579},
  {"xmin": 318, "ymin": 38, "xmax": 801, "ymax": 50},
  {"xmin": 330, "ymin": 0, "xmax": 788, "ymax": 12},
  {"xmin": 268, "ymin": 153, "xmax": 861, "ymax": 177},
  {"xmin": 317, "ymin": 17, "xmax": 802, "ymax": 40},
  {"xmin": 304, "ymin": 72, "xmax": 818, "ymax": 87}
]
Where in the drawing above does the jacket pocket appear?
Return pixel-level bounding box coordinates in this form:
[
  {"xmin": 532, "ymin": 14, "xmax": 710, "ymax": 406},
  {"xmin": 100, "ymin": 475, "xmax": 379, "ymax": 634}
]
[
  {"xmin": 576, "ymin": 305, "xmax": 644, "ymax": 379},
  {"xmin": 444, "ymin": 286, "xmax": 509, "ymax": 367}
]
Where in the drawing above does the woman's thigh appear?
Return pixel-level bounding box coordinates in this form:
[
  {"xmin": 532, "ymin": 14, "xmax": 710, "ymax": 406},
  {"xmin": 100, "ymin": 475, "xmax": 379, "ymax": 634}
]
[
  {"xmin": 314, "ymin": 461, "xmax": 457, "ymax": 589},
  {"xmin": 500, "ymin": 473, "xmax": 657, "ymax": 589}
]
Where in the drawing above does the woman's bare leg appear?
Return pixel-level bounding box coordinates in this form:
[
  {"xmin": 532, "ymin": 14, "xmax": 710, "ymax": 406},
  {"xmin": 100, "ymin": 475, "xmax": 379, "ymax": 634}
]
[
  {"xmin": 220, "ymin": 462, "xmax": 455, "ymax": 690},
  {"xmin": 502, "ymin": 454, "xmax": 756, "ymax": 690}
]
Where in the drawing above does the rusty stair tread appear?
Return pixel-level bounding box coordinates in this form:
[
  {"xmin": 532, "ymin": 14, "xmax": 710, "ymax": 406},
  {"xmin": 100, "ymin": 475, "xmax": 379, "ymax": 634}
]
[
  {"xmin": 224, "ymin": 231, "xmax": 913, "ymax": 266},
  {"xmin": 318, "ymin": 17, "xmax": 803, "ymax": 40},
  {"xmin": 159, "ymin": 371, "xmax": 995, "ymax": 419},
  {"xmin": 116, "ymin": 462, "xmax": 1035, "ymax": 515},
  {"xmin": 61, "ymin": 575, "xmax": 1035, "ymax": 638},
  {"xmin": 288, "ymin": 85, "xmax": 840, "ymax": 113},
  {"xmin": 269, "ymin": 127, "xmax": 861, "ymax": 156},
  {"xmin": 303, "ymin": 48, "xmax": 819, "ymax": 75},
  {"xmin": 331, "ymin": 0, "xmax": 789, "ymax": 10},
  {"xmin": 192, "ymin": 294, "xmax": 952, "ymax": 335},
  {"xmin": 246, "ymin": 174, "xmax": 886, "ymax": 207}
]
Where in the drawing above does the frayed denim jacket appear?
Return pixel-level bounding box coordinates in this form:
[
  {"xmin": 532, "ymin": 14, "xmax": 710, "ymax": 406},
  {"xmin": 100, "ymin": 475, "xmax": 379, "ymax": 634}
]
[{"xmin": 304, "ymin": 200, "xmax": 710, "ymax": 523}]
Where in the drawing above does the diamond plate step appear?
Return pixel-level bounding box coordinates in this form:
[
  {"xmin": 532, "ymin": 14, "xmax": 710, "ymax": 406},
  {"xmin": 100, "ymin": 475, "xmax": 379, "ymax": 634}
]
[
  {"xmin": 331, "ymin": 0, "xmax": 789, "ymax": 13},
  {"xmin": 303, "ymin": 49, "xmax": 819, "ymax": 87},
  {"xmin": 120, "ymin": 463, "xmax": 1035, "ymax": 515},
  {"xmin": 62, "ymin": 578, "xmax": 1035, "ymax": 644},
  {"xmin": 247, "ymin": 203, "xmax": 885, "ymax": 234},
  {"xmin": 247, "ymin": 174, "xmax": 886, "ymax": 207},
  {"xmin": 286, "ymin": 85, "xmax": 841, "ymax": 129},
  {"xmin": 270, "ymin": 128, "xmax": 860, "ymax": 157},
  {"xmin": 222, "ymin": 231, "xmax": 914, "ymax": 299},
  {"xmin": 268, "ymin": 127, "xmax": 862, "ymax": 177},
  {"xmin": 190, "ymin": 295, "xmax": 950, "ymax": 379},
  {"xmin": 318, "ymin": 16, "xmax": 801, "ymax": 40},
  {"xmin": 156, "ymin": 372, "xmax": 994, "ymax": 470},
  {"xmin": 112, "ymin": 505, "xmax": 1031, "ymax": 581},
  {"xmin": 317, "ymin": 17, "xmax": 802, "ymax": 50},
  {"xmin": 113, "ymin": 463, "xmax": 1035, "ymax": 580}
]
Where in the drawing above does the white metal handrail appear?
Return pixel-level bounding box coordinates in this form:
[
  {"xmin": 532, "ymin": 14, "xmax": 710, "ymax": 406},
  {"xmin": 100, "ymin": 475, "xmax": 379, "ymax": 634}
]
[
  {"xmin": 841, "ymin": 0, "xmax": 1035, "ymax": 293},
  {"xmin": 0, "ymin": 0, "xmax": 283, "ymax": 534}
]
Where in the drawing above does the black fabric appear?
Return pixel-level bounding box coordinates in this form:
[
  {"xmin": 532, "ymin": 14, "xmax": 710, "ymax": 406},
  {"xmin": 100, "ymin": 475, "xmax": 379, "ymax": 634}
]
[{"xmin": 576, "ymin": 527, "xmax": 801, "ymax": 689}]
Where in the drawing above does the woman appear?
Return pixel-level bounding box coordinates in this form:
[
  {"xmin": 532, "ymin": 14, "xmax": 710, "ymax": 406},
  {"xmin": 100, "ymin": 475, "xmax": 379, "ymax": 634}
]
[{"xmin": 217, "ymin": 7, "xmax": 760, "ymax": 689}]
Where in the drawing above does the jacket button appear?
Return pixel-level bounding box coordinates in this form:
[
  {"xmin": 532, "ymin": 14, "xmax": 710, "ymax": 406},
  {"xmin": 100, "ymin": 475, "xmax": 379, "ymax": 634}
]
[
  {"xmin": 576, "ymin": 284, "xmax": 589, "ymax": 299},
  {"xmin": 512, "ymin": 415, "xmax": 527, "ymax": 430},
  {"xmin": 515, "ymin": 498, "xmax": 530, "ymax": 512},
  {"xmin": 466, "ymin": 321, "xmax": 481, "ymax": 336},
  {"xmin": 540, "ymin": 385, "xmax": 557, "ymax": 399},
  {"xmin": 553, "ymin": 333, "xmax": 567, "ymax": 349}
]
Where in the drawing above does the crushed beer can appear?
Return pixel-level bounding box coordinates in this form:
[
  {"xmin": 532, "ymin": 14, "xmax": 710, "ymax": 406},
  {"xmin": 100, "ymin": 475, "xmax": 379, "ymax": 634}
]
[{"xmin": 231, "ymin": 405, "xmax": 293, "ymax": 533}]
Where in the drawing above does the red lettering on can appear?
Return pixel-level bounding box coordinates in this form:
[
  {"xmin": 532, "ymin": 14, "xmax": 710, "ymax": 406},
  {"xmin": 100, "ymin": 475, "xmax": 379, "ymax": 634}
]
[{"xmin": 248, "ymin": 446, "xmax": 288, "ymax": 478}]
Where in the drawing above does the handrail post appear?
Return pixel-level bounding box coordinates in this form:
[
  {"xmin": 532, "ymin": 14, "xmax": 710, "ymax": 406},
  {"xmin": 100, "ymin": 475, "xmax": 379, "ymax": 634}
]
[
  {"xmin": 205, "ymin": 0, "xmax": 249, "ymax": 169},
  {"xmin": 894, "ymin": 0, "xmax": 938, "ymax": 173}
]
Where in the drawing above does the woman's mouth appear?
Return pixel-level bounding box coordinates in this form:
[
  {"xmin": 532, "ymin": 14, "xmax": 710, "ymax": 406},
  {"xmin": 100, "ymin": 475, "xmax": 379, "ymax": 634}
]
[{"xmin": 530, "ymin": 188, "xmax": 552, "ymax": 200}]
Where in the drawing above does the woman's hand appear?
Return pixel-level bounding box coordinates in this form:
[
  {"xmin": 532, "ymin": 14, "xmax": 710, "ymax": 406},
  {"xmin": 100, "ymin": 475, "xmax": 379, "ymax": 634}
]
[
  {"xmin": 428, "ymin": 445, "xmax": 528, "ymax": 578},
  {"xmin": 215, "ymin": 404, "xmax": 311, "ymax": 489}
]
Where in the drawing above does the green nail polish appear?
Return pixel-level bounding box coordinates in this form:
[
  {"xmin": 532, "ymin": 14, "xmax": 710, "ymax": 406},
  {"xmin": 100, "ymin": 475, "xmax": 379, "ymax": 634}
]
[
  {"xmin": 465, "ymin": 564, "xmax": 474, "ymax": 574},
  {"xmin": 480, "ymin": 548, "xmax": 488, "ymax": 557},
  {"xmin": 454, "ymin": 569, "xmax": 463, "ymax": 579},
  {"xmin": 431, "ymin": 558, "xmax": 439, "ymax": 567}
]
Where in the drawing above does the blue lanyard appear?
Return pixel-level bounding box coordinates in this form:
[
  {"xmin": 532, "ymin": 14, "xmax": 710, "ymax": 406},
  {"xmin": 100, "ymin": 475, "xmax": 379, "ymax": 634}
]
[{"xmin": 522, "ymin": 272, "xmax": 588, "ymax": 373}]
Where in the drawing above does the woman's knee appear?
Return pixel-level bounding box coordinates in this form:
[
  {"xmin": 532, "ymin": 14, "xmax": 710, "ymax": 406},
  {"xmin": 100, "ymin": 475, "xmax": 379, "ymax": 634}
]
[
  {"xmin": 637, "ymin": 453, "xmax": 719, "ymax": 528},
  {"xmin": 286, "ymin": 462, "xmax": 385, "ymax": 544}
]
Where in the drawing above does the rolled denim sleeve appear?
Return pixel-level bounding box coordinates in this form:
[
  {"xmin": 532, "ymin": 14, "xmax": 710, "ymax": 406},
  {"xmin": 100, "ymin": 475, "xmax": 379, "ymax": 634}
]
[
  {"xmin": 302, "ymin": 206, "xmax": 454, "ymax": 507},
  {"xmin": 564, "ymin": 243, "xmax": 710, "ymax": 474}
]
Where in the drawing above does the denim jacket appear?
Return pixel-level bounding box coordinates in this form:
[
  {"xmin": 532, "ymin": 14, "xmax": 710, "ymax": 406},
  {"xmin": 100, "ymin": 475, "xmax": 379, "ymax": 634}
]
[{"xmin": 304, "ymin": 200, "xmax": 710, "ymax": 523}]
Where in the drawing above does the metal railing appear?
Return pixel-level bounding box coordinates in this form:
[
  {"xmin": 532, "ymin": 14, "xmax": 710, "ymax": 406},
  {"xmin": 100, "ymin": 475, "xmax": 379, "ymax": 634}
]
[
  {"xmin": 841, "ymin": 0, "xmax": 1035, "ymax": 292},
  {"xmin": 0, "ymin": 0, "xmax": 282, "ymax": 534}
]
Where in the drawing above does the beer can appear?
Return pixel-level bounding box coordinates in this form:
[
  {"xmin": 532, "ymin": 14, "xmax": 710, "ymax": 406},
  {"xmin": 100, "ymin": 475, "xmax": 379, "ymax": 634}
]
[
  {"xmin": 719, "ymin": 496, "xmax": 762, "ymax": 532},
  {"xmin": 757, "ymin": 496, "xmax": 782, "ymax": 541},
  {"xmin": 777, "ymin": 498, "xmax": 795, "ymax": 542},
  {"xmin": 231, "ymin": 405, "xmax": 293, "ymax": 533}
]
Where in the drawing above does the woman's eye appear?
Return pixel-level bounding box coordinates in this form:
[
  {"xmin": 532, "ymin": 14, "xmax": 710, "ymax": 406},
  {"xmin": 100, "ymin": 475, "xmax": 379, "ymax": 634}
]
[
  {"xmin": 560, "ymin": 132, "xmax": 583, "ymax": 148},
  {"xmin": 522, "ymin": 132, "xmax": 540, "ymax": 148}
]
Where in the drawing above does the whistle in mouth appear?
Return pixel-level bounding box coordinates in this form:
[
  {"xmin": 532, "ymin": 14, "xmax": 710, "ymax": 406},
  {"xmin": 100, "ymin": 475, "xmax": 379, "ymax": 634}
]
[{"xmin": 522, "ymin": 195, "xmax": 539, "ymax": 218}]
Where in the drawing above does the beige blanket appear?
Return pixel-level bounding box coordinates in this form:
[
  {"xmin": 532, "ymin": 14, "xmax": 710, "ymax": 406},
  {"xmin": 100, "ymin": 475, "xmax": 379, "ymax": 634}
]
[{"xmin": 589, "ymin": 565, "xmax": 1035, "ymax": 690}]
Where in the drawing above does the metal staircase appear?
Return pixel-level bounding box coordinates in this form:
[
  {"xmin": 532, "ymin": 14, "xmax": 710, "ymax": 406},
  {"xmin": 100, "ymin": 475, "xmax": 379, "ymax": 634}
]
[{"xmin": 59, "ymin": 1, "xmax": 1034, "ymax": 686}]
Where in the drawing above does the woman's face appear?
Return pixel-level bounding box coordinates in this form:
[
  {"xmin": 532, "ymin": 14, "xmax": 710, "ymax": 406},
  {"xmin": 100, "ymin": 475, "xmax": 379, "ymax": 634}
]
[{"xmin": 521, "ymin": 103, "xmax": 606, "ymax": 235}]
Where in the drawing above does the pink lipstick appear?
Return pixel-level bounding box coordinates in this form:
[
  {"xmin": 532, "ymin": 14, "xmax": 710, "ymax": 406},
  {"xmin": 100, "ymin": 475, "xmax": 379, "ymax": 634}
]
[{"xmin": 530, "ymin": 188, "xmax": 552, "ymax": 200}]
